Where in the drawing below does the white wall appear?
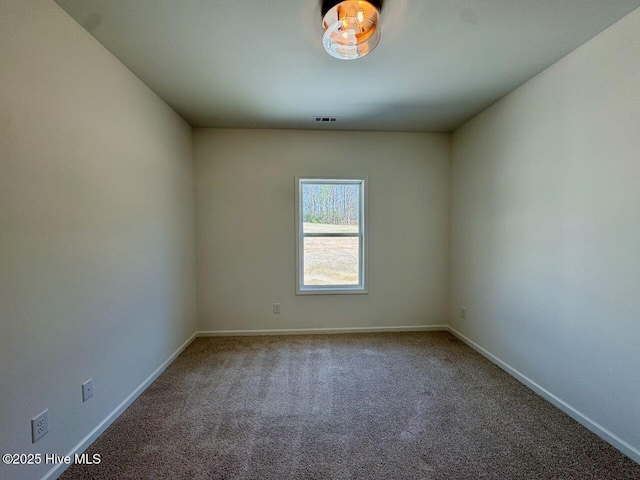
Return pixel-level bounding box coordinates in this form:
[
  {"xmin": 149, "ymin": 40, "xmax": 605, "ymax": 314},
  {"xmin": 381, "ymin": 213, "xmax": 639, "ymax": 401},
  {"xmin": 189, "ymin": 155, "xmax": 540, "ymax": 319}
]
[
  {"xmin": 194, "ymin": 129, "xmax": 450, "ymax": 332},
  {"xmin": 449, "ymin": 7, "xmax": 640, "ymax": 461},
  {"xmin": 0, "ymin": 2, "xmax": 197, "ymax": 479}
]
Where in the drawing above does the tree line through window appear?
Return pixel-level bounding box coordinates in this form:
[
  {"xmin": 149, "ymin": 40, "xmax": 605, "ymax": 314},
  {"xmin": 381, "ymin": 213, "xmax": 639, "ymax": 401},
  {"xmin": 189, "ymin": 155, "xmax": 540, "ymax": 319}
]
[{"xmin": 302, "ymin": 183, "xmax": 359, "ymax": 227}]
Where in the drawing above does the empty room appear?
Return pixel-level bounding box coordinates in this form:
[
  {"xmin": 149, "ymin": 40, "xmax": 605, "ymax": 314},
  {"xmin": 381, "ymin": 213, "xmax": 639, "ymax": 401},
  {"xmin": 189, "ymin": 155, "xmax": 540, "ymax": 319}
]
[{"xmin": 1, "ymin": 0, "xmax": 639, "ymax": 479}]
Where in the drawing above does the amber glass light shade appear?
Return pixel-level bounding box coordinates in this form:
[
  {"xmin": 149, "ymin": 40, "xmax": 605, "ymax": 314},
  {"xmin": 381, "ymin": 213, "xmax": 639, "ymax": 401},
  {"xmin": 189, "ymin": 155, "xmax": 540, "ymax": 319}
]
[{"xmin": 322, "ymin": 1, "xmax": 381, "ymax": 60}]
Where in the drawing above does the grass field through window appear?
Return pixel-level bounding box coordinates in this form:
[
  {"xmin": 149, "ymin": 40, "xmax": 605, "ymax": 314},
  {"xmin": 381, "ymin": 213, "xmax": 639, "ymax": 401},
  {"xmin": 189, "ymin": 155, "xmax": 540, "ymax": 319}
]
[{"xmin": 303, "ymin": 223, "xmax": 359, "ymax": 285}]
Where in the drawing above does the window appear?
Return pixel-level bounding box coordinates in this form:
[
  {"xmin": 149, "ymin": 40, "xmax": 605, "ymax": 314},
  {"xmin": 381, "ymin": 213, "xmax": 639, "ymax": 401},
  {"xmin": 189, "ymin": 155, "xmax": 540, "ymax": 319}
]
[{"xmin": 295, "ymin": 177, "xmax": 367, "ymax": 294}]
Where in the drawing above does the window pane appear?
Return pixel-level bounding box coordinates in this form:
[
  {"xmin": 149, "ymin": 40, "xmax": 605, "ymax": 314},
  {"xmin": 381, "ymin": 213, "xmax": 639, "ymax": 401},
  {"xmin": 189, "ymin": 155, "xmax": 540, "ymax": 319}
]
[
  {"xmin": 302, "ymin": 183, "xmax": 359, "ymax": 233},
  {"xmin": 303, "ymin": 237, "xmax": 359, "ymax": 285}
]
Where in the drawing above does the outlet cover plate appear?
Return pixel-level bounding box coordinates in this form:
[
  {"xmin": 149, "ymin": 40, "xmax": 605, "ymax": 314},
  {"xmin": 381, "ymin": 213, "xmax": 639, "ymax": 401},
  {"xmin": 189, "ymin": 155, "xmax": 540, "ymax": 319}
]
[
  {"xmin": 82, "ymin": 378, "xmax": 93, "ymax": 402},
  {"xmin": 31, "ymin": 409, "xmax": 49, "ymax": 443}
]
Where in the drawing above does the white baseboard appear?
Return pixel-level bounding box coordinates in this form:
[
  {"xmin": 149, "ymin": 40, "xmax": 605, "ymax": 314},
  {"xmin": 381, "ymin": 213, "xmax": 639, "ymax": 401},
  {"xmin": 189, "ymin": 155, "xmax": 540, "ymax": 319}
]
[
  {"xmin": 41, "ymin": 332, "xmax": 198, "ymax": 480},
  {"xmin": 196, "ymin": 325, "xmax": 449, "ymax": 336},
  {"xmin": 446, "ymin": 326, "xmax": 640, "ymax": 464}
]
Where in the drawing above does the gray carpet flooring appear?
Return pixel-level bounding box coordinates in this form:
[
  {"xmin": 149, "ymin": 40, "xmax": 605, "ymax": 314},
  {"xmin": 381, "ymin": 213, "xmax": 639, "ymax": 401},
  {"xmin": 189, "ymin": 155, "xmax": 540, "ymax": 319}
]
[{"xmin": 61, "ymin": 332, "xmax": 640, "ymax": 479}]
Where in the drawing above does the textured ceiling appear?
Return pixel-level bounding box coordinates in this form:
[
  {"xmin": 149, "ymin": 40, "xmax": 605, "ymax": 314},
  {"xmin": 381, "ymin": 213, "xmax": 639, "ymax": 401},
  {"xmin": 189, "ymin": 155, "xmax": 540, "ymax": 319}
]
[{"xmin": 55, "ymin": 0, "xmax": 640, "ymax": 132}]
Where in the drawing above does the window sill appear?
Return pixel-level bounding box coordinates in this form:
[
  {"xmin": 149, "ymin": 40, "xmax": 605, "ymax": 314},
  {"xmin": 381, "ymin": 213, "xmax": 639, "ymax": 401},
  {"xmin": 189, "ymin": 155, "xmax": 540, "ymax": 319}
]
[{"xmin": 296, "ymin": 287, "xmax": 368, "ymax": 295}]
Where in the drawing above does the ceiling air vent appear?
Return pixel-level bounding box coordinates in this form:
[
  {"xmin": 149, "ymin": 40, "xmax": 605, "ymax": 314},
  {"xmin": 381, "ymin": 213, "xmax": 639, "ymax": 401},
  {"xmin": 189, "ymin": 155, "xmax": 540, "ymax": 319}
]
[{"xmin": 314, "ymin": 116, "xmax": 337, "ymax": 123}]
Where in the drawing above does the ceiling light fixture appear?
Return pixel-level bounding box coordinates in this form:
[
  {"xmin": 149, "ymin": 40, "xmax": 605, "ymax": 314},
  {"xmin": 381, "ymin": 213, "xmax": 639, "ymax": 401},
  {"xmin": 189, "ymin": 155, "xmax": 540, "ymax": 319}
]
[{"xmin": 321, "ymin": 0, "xmax": 381, "ymax": 60}]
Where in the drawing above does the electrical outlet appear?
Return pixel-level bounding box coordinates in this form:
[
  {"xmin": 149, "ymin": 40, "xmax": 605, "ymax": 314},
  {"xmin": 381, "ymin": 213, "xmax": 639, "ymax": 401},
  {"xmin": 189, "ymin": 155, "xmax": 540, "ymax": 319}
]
[
  {"xmin": 273, "ymin": 303, "xmax": 280, "ymax": 314},
  {"xmin": 461, "ymin": 307, "xmax": 467, "ymax": 319},
  {"xmin": 82, "ymin": 378, "xmax": 93, "ymax": 402},
  {"xmin": 31, "ymin": 409, "xmax": 49, "ymax": 443}
]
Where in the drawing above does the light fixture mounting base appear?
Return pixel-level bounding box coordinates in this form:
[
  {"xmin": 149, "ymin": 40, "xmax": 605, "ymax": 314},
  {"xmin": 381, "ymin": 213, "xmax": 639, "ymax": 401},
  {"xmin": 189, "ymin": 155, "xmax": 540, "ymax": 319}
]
[{"xmin": 321, "ymin": 0, "xmax": 382, "ymax": 17}]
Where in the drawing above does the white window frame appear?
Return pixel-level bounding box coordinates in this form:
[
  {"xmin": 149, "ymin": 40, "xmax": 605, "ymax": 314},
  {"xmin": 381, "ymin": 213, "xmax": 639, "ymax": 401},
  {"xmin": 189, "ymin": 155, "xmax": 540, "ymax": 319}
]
[{"xmin": 295, "ymin": 176, "xmax": 368, "ymax": 295}]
